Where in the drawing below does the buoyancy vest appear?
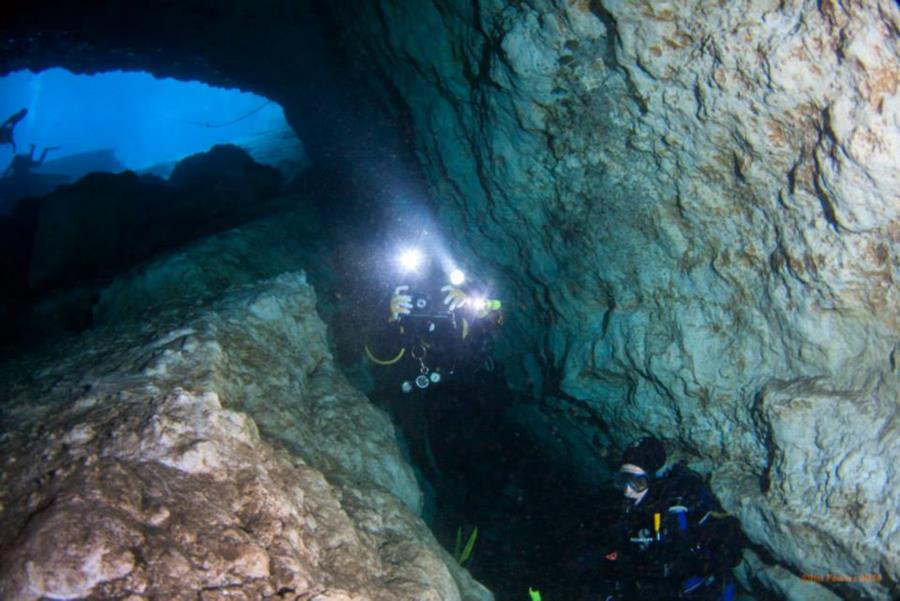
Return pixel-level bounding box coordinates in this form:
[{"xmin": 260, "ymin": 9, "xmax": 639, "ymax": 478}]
[{"xmin": 617, "ymin": 464, "xmax": 740, "ymax": 599}]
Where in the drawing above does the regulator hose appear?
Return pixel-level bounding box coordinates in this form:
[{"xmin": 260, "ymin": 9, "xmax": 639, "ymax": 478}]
[{"xmin": 364, "ymin": 342, "xmax": 406, "ymax": 366}]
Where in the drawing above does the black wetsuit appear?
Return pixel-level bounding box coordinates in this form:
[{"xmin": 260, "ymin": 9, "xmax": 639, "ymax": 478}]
[
  {"xmin": 600, "ymin": 464, "xmax": 741, "ymax": 600},
  {"xmin": 3, "ymin": 145, "xmax": 58, "ymax": 178},
  {"xmin": 0, "ymin": 108, "xmax": 27, "ymax": 153},
  {"xmin": 364, "ymin": 282, "xmax": 499, "ymax": 392},
  {"xmin": 365, "ymin": 284, "xmax": 467, "ymax": 390}
]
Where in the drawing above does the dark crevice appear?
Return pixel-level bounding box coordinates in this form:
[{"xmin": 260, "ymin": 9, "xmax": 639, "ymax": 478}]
[
  {"xmin": 588, "ymin": 0, "xmax": 648, "ymax": 115},
  {"xmin": 367, "ymin": 374, "xmax": 622, "ymax": 601}
]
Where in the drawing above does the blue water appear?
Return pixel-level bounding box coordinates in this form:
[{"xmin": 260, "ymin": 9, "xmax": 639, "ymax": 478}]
[{"xmin": 0, "ymin": 68, "xmax": 286, "ymax": 171}]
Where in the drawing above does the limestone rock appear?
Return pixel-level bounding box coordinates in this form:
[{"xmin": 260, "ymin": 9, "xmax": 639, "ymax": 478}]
[
  {"xmin": 0, "ymin": 272, "xmax": 492, "ymax": 601},
  {"xmin": 330, "ymin": 1, "xmax": 899, "ymax": 598},
  {"xmin": 735, "ymin": 549, "xmax": 842, "ymax": 601}
]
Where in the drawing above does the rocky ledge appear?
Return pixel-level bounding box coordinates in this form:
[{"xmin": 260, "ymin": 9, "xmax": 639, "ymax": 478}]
[{"xmin": 0, "ymin": 272, "xmax": 491, "ymax": 601}]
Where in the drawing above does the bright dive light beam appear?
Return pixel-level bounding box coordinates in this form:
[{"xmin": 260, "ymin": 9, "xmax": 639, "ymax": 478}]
[
  {"xmin": 398, "ymin": 248, "xmax": 424, "ymax": 272},
  {"xmin": 449, "ymin": 269, "xmax": 466, "ymax": 286}
]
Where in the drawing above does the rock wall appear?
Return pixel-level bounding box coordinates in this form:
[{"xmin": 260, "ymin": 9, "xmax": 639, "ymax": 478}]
[
  {"xmin": 329, "ymin": 1, "xmax": 899, "ymax": 599},
  {"xmin": 0, "ymin": 268, "xmax": 492, "ymax": 600}
]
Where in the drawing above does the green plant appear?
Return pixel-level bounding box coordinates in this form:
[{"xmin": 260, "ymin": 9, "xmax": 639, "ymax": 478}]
[{"xmin": 454, "ymin": 525, "xmax": 478, "ymax": 565}]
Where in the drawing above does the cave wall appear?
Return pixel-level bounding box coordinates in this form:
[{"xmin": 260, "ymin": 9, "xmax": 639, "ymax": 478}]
[{"xmin": 327, "ymin": 1, "xmax": 899, "ymax": 599}]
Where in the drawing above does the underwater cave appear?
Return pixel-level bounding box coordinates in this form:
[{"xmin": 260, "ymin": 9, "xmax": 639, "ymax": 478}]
[{"xmin": 0, "ymin": 2, "xmax": 897, "ymax": 601}]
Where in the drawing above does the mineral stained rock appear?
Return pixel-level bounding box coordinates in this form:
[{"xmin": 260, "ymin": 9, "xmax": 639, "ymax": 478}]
[
  {"xmin": 0, "ymin": 272, "xmax": 492, "ymax": 601},
  {"xmin": 329, "ymin": 1, "xmax": 899, "ymax": 599}
]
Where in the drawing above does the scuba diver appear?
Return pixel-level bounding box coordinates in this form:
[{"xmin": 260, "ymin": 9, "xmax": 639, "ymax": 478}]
[
  {"xmin": 4, "ymin": 144, "xmax": 61, "ymax": 178},
  {"xmin": 363, "ymin": 247, "xmax": 503, "ymax": 394},
  {"xmin": 599, "ymin": 436, "xmax": 743, "ymax": 600},
  {"xmin": 0, "ymin": 108, "xmax": 28, "ymax": 154}
]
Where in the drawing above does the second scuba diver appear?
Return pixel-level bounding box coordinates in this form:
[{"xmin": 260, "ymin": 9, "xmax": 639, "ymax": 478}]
[{"xmin": 599, "ymin": 436, "xmax": 743, "ymax": 600}]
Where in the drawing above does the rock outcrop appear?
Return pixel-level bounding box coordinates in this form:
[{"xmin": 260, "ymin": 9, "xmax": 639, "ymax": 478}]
[
  {"xmin": 0, "ymin": 270, "xmax": 492, "ymax": 600},
  {"xmin": 329, "ymin": 1, "xmax": 899, "ymax": 599},
  {"xmin": 0, "ymin": 144, "xmax": 284, "ymax": 350}
]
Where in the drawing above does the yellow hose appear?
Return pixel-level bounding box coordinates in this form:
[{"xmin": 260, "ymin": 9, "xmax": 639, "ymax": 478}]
[{"xmin": 364, "ymin": 343, "xmax": 406, "ymax": 365}]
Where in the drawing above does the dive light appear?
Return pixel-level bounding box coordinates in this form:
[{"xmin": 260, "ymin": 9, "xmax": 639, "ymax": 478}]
[{"xmin": 397, "ymin": 248, "xmax": 424, "ymax": 272}]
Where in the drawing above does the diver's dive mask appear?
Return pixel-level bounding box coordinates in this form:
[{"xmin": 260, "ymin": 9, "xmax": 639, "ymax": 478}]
[{"xmin": 614, "ymin": 468, "xmax": 649, "ymax": 493}]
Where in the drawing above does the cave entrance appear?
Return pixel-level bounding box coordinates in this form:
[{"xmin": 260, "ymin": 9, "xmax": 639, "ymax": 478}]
[
  {"xmin": 0, "ymin": 67, "xmax": 312, "ymax": 356},
  {"xmin": 0, "ymin": 68, "xmax": 305, "ymax": 213}
]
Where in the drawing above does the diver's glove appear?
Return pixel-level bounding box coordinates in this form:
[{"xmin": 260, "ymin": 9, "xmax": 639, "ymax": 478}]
[
  {"xmin": 441, "ymin": 285, "xmax": 469, "ymax": 311},
  {"xmin": 389, "ymin": 285, "xmax": 413, "ymax": 321}
]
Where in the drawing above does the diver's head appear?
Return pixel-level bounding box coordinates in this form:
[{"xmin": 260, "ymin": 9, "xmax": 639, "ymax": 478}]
[
  {"xmin": 616, "ymin": 436, "xmax": 666, "ymax": 502},
  {"xmin": 617, "ymin": 464, "xmax": 650, "ymax": 502}
]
